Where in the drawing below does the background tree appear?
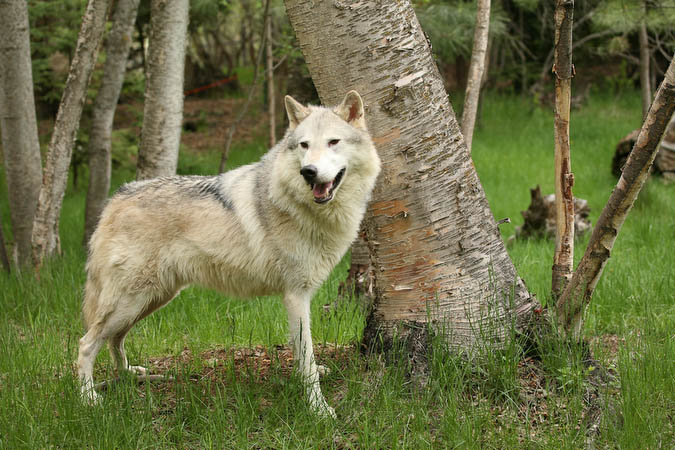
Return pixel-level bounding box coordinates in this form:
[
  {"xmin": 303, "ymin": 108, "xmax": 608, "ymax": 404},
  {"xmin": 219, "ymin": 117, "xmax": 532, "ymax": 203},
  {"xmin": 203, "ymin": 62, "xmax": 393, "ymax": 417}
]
[
  {"xmin": 136, "ymin": 0, "xmax": 190, "ymax": 180},
  {"xmin": 83, "ymin": 0, "xmax": 140, "ymax": 245},
  {"xmin": 0, "ymin": 0, "xmax": 43, "ymax": 270},
  {"xmin": 0, "ymin": 216, "xmax": 10, "ymax": 274},
  {"xmin": 557, "ymin": 55, "xmax": 675, "ymax": 337},
  {"xmin": 552, "ymin": 0, "xmax": 575, "ymax": 300},
  {"xmin": 460, "ymin": 0, "xmax": 491, "ymax": 153},
  {"xmin": 285, "ymin": 0, "xmax": 538, "ymax": 353},
  {"xmin": 31, "ymin": 0, "xmax": 111, "ymax": 268},
  {"xmin": 592, "ymin": 0, "xmax": 675, "ymax": 116}
]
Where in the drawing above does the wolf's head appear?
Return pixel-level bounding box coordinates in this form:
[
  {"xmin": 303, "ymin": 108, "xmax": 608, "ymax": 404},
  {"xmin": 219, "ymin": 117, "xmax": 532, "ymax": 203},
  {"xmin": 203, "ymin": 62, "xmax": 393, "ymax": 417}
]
[{"xmin": 281, "ymin": 91, "xmax": 380, "ymax": 206}]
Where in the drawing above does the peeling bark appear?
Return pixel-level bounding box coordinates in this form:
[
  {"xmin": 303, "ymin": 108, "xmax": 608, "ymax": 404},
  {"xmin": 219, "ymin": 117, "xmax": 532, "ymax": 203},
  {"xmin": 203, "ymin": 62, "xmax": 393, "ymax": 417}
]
[
  {"xmin": 461, "ymin": 0, "xmax": 491, "ymax": 154},
  {"xmin": 285, "ymin": 0, "xmax": 538, "ymax": 352},
  {"xmin": 556, "ymin": 55, "xmax": 675, "ymax": 337},
  {"xmin": 31, "ymin": 0, "xmax": 112, "ymax": 268},
  {"xmin": 83, "ymin": 0, "xmax": 141, "ymax": 246},
  {"xmin": 136, "ymin": 0, "xmax": 190, "ymax": 180},
  {"xmin": 0, "ymin": 0, "xmax": 43, "ymax": 270},
  {"xmin": 552, "ymin": 0, "xmax": 575, "ymax": 300}
]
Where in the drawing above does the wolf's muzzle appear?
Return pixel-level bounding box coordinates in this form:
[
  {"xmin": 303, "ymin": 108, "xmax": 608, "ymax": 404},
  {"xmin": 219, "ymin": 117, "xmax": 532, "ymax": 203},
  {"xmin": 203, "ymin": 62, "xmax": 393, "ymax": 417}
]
[{"xmin": 300, "ymin": 165, "xmax": 318, "ymax": 184}]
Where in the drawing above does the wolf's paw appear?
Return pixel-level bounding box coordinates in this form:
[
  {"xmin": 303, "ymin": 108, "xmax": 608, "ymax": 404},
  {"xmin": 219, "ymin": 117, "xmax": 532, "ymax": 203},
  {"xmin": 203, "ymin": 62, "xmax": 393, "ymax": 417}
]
[
  {"xmin": 317, "ymin": 364, "xmax": 331, "ymax": 376},
  {"xmin": 309, "ymin": 392, "xmax": 336, "ymax": 419},
  {"xmin": 127, "ymin": 365, "xmax": 148, "ymax": 376},
  {"xmin": 81, "ymin": 387, "xmax": 101, "ymax": 405}
]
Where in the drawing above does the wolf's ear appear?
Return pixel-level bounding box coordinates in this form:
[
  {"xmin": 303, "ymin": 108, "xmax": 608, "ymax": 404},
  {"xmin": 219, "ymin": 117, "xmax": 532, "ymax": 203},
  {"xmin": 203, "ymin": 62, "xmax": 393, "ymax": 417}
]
[
  {"xmin": 285, "ymin": 95, "xmax": 310, "ymax": 130},
  {"xmin": 335, "ymin": 90, "xmax": 366, "ymax": 129}
]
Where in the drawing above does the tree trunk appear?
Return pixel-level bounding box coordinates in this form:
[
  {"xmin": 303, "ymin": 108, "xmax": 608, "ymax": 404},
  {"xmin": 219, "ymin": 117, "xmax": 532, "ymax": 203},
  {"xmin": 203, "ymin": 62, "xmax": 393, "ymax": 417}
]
[
  {"xmin": 31, "ymin": 0, "xmax": 111, "ymax": 269},
  {"xmin": 461, "ymin": 0, "xmax": 490, "ymax": 154},
  {"xmin": 266, "ymin": 15, "xmax": 276, "ymax": 148},
  {"xmin": 556, "ymin": 55, "xmax": 675, "ymax": 338},
  {"xmin": 638, "ymin": 6, "xmax": 651, "ymax": 120},
  {"xmin": 285, "ymin": 0, "xmax": 538, "ymax": 352},
  {"xmin": 552, "ymin": 0, "xmax": 575, "ymax": 300},
  {"xmin": 136, "ymin": 0, "xmax": 189, "ymax": 180},
  {"xmin": 0, "ymin": 0, "xmax": 43, "ymax": 270},
  {"xmin": 0, "ymin": 215, "xmax": 10, "ymax": 274},
  {"xmin": 83, "ymin": 0, "xmax": 141, "ymax": 246}
]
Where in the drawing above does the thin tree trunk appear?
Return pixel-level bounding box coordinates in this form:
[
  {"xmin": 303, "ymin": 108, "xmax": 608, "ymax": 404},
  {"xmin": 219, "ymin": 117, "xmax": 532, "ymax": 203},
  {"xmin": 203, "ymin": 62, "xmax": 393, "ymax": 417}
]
[
  {"xmin": 285, "ymin": 0, "xmax": 538, "ymax": 352},
  {"xmin": 83, "ymin": 0, "xmax": 141, "ymax": 246},
  {"xmin": 0, "ymin": 216, "xmax": 10, "ymax": 274},
  {"xmin": 136, "ymin": 0, "xmax": 190, "ymax": 180},
  {"xmin": 638, "ymin": 12, "xmax": 651, "ymax": 120},
  {"xmin": 31, "ymin": 0, "xmax": 111, "ymax": 269},
  {"xmin": 0, "ymin": 0, "xmax": 43, "ymax": 270},
  {"xmin": 266, "ymin": 15, "xmax": 276, "ymax": 147},
  {"xmin": 461, "ymin": 0, "xmax": 491, "ymax": 154},
  {"xmin": 218, "ymin": 0, "xmax": 271, "ymax": 173},
  {"xmin": 556, "ymin": 56, "xmax": 675, "ymax": 338},
  {"xmin": 552, "ymin": 0, "xmax": 575, "ymax": 300}
]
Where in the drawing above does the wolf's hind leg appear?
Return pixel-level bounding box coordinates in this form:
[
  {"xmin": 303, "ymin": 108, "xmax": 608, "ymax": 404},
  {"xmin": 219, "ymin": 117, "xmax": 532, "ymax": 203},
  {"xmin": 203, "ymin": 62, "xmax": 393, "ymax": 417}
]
[{"xmin": 109, "ymin": 333, "xmax": 147, "ymax": 376}]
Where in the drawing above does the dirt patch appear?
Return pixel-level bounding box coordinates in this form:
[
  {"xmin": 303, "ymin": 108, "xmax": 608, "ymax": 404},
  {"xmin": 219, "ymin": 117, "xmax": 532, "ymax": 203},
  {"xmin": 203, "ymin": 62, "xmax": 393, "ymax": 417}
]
[
  {"xmin": 147, "ymin": 343, "xmax": 355, "ymax": 383},
  {"xmin": 180, "ymin": 97, "xmax": 270, "ymax": 152}
]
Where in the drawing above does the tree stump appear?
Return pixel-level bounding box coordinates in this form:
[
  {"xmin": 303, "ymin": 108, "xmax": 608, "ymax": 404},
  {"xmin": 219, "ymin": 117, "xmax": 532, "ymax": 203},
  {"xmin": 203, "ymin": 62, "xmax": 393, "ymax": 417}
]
[
  {"xmin": 612, "ymin": 116, "xmax": 675, "ymax": 180},
  {"xmin": 513, "ymin": 185, "xmax": 591, "ymax": 240}
]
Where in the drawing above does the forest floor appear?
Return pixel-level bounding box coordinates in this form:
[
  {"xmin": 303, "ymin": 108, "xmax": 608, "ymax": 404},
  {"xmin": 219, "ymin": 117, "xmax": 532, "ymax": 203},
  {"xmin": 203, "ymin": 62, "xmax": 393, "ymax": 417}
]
[{"xmin": 0, "ymin": 90, "xmax": 672, "ymax": 448}]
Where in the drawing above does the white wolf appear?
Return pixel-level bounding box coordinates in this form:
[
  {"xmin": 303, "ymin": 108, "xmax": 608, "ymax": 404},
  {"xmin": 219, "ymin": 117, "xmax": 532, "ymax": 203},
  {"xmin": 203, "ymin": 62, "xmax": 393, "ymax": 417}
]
[{"xmin": 77, "ymin": 91, "xmax": 381, "ymax": 417}]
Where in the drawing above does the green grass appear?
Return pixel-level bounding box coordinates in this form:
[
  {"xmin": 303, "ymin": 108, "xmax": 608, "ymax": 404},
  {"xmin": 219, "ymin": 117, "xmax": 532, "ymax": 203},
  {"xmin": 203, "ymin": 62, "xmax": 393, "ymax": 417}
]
[{"xmin": 1, "ymin": 90, "xmax": 673, "ymax": 448}]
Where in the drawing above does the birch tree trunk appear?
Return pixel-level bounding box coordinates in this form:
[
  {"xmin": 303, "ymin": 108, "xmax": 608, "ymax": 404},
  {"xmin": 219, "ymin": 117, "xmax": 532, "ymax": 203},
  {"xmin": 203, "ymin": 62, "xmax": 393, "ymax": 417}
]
[
  {"xmin": 552, "ymin": 0, "xmax": 575, "ymax": 300},
  {"xmin": 556, "ymin": 55, "xmax": 675, "ymax": 338},
  {"xmin": 83, "ymin": 0, "xmax": 141, "ymax": 246},
  {"xmin": 460, "ymin": 0, "xmax": 491, "ymax": 154},
  {"xmin": 266, "ymin": 16, "xmax": 276, "ymax": 148},
  {"xmin": 31, "ymin": 0, "xmax": 111, "ymax": 268},
  {"xmin": 285, "ymin": 0, "xmax": 537, "ymax": 352},
  {"xmin": 136, "ymin": 0, "xmax": 189, "ymax": 180},
  {"xmin": 0, "ymin": 0, "xmax": 43, "ymax": 270},
  {"xmin": 638, "ymin": 4, "xmax": 651, "ymax": 120}
]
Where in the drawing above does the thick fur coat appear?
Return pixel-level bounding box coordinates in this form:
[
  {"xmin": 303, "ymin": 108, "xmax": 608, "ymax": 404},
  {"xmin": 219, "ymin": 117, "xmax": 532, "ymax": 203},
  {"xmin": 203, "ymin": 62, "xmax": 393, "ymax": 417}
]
[{"xmin": 77, "ymin": 91, "xmax": 380, "ymax": 417}]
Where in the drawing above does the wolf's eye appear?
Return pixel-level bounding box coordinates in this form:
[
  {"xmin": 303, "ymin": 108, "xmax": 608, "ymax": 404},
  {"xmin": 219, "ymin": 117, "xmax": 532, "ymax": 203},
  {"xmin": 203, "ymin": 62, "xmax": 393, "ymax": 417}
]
[
  {"xmin": 300, "ymin": 141, "xmax": 309, "ymax": 149},
  {"xmin": 328, "ymin": 139, "xmax": 340, "ymax": 147}
]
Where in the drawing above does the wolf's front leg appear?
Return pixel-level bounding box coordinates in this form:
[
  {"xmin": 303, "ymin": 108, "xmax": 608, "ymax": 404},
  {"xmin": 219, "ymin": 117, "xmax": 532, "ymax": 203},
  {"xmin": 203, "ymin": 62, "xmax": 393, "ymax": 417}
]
[{"xmin": 283, "ymin": 291, "xmax": 336, "ymax": 418}]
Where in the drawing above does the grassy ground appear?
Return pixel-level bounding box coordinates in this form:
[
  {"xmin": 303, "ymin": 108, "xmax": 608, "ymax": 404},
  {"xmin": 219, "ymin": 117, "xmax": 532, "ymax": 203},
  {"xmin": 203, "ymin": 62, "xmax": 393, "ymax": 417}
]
[{"xmin": 0, "ymin": 90, "xmax": 672, "ymax": 448}]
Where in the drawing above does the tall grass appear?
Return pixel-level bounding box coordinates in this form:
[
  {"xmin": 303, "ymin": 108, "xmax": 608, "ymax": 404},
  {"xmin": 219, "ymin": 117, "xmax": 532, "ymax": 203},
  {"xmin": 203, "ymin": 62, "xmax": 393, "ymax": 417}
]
[{"xmin": 0, "ymin": 90, "xmax": 672, "ymax": 448}]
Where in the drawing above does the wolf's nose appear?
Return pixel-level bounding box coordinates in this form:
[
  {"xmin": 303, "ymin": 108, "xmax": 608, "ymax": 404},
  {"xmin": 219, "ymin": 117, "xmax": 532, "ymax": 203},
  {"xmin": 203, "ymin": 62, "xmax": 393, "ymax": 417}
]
[{"xmin": 300, "ymin": 165, "xmax": 318, "ymax": 183}]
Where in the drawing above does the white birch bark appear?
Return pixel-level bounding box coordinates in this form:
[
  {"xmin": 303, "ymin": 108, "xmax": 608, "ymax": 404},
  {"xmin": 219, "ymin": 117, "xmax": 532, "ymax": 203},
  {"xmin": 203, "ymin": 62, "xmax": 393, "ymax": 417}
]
[
  {"xmin": 31, "ymin": 0, "xmax": 111, "ymax": 268},
  {"xmin": 285, "ymin": 0, "xmax": 537, "ymax": 350},
  {"xmin": 136, "ymin": 0, "xmax": 190, "ymax": 180},
  {"xmin": 460, "ymin": 0, "xmax": 491, "ymax": 154},
  {"xmin": 556, "ymin": 56, "xmax": 675, "ymax": 337},
  {"xmin": 0, "ymin": 0, "xmax": 43, "ymax": 269},
  {"xmin": 83, "ymin": 0, "xmax": 141, "ymax": 246}
]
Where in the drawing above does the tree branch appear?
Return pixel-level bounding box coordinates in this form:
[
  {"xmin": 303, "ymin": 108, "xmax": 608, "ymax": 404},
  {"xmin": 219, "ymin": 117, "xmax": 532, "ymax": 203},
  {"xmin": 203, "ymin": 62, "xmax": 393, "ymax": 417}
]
[{"xmin": 556, "ymin": 55, "xmax": 675, "ymax": 338}]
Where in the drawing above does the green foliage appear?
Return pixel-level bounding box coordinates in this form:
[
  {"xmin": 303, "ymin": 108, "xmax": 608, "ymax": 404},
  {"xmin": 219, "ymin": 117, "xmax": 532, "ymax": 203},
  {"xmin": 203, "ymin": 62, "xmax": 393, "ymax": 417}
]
[
  {"xmin": 593, "ymin": 0, "xmax": 675, "ymax": 55},
  {"xmin": 417, "ymin": 1, "xmax": 507, "ymax": 63},
  {"xmin": 28, "ymin": 0, "xmax": 88, "ymax": 109},
  {"xmin": 0, "ymin": 91, "xmax": 673, "ymax": 447}
]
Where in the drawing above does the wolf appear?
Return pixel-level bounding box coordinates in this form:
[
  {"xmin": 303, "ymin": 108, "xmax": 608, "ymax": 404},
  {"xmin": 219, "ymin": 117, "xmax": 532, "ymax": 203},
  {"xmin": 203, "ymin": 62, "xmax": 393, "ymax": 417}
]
[{"xmin": 76, "ymin": 91, "xmax": 381, "ymax": 417}]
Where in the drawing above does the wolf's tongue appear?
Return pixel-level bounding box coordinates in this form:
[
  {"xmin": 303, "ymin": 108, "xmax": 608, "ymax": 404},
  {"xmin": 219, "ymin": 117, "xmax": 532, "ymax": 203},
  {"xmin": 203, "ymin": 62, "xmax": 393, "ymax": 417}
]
[{"xmin": 313, "ymin": 181, "xmax": 333, "ymax": 198}]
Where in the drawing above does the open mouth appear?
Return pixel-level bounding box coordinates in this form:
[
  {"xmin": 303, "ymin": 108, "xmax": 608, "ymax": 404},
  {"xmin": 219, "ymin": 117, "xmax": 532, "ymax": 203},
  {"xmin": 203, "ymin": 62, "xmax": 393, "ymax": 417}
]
[{"xmin": 311, "ymin": 168, "xmax": 346, "ymax": 204}]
